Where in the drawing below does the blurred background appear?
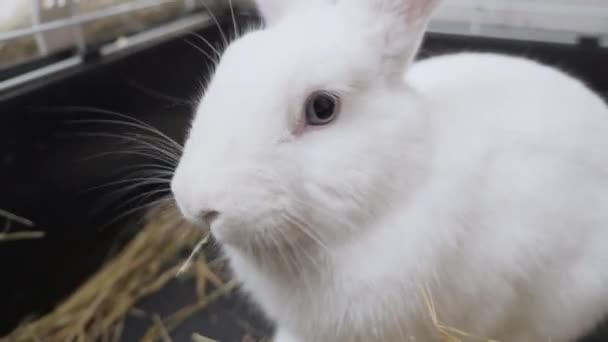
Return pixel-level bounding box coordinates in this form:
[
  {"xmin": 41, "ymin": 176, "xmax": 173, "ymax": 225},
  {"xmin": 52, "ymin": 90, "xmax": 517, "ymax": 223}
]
[
  {"xmin": 0, "ymin": 1, "xmax": 606, "ymax": 342},
  {"xmin": 0, "ymin": 0, "xmax": 226, "ymax": 86},
  {"xmin": 1, "ymin": 0, "xmax": 607, "ymax": 90}
]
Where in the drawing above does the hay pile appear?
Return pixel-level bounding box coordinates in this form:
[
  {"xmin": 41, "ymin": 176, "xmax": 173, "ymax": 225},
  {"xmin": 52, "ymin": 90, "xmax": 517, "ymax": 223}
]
[
  {"xmin": 0, "ymin": 204, "xmax": 499, "ymax": 342},
  {"xmin": 0, "ymin": 203, "xmax": 235, "ymax": 342}
]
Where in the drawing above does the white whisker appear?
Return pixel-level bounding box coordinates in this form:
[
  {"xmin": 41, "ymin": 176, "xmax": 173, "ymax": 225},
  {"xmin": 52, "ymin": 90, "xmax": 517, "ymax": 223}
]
[
  {"xmin": 291, "ymin": 196, "xmax": 365, "ymax": 235},
  {"xmin": 268, "ymin": 229, "xmax": 298, "ymax": 276},
  {"xmin": 283, "ymin": 210, "xmax": 330, "ymax": 254},
  {"xmin": 187, "ymin": 31, "xmax": 222, "ymax": 59},
  {"xmin": 101, "ymin": 197, "xmax": 173, "ymax": 229},
  {"xmin": 65, "ymin": 117, "xmax": 182, "ymax": 154},
  {"xmin": 198, "ymin": 0, "xmax": 228, "ymax": 47},
  {"xmin": 120, "ymin": 162, "xmax": 176, "ymax": 171},
  {"xmin": 70, "ymin": 131, "xmax": 180, "ymax": 165},
  {"xmin": 183, "ymin": 38, "xmax": 219, "ymax": 64},
  {"xmin": 228, "ymin": 0, "xmax": 238, "ymax": 40},
  {"xmin": 276, "ymin": 221, "xmax": 324, "ymax": 285},
  {"xmin": 114, "ymin": 188, "xmax": 171, "ymax": 210},
  {"xmin": 80, "ymin": 149, "xmax": 175, "ymax": 165},
  {"xmin": 85, "ymin": 177, "xmax": 170, "ymax": 193},
  {"xmin": 125, "ymin": 79, "xmax": 196, "ymax": 107},
  {"xmin": 95, "ymin": 183, "xmax": 170, "ymax": 217},
  {"xmin": 52, "ymin": 106, "xmax": 183, "ymax": 154}
]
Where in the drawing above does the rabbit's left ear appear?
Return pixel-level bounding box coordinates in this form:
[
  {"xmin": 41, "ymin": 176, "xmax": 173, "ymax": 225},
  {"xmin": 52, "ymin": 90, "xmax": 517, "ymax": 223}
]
[{"xmin": 339, "ymin": 0, "xmax": 440, "ymax": 82}]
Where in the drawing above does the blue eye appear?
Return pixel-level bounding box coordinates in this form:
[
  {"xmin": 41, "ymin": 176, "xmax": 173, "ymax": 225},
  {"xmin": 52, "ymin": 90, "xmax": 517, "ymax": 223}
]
[{"xmin": 305, "ymin": 91, "xmax": 340, "ymax": 126}]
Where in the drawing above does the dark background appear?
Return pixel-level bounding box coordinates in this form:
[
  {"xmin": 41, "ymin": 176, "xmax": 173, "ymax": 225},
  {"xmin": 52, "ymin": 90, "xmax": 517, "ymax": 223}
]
[{"xmin": 0, "ymin": 12, "xmax": 607, "ymax": 342}]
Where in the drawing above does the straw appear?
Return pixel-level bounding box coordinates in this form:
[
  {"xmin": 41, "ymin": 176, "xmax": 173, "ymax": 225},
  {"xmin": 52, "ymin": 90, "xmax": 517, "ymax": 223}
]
[{"xmin": 0, "ymin": 203, "xmax": 230, "ymax": 342}]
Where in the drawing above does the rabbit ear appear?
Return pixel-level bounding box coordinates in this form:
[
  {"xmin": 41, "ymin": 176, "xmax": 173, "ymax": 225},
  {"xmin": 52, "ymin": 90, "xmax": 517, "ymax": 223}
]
[
  {"xmin": 340, "ymin": 0, "xmax": 440, "ymax": 82},
  {"xmin": 254, "ymin": 0, "xmax": 329, "ymax": 27}
]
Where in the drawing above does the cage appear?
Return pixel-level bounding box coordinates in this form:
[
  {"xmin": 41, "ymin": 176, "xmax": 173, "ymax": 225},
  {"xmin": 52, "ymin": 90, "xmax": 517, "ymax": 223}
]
[
  {"xmin": 0, "ymin": 1, "xmax": 607, "ymax": 341},
  {"xmin": 431, "ymin": 0, "xmax": 608, "ymax": 45}
]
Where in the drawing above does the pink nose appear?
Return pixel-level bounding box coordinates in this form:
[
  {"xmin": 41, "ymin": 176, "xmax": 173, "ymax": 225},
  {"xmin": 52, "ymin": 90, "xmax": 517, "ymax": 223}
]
[{"xmin": 199, "ymin": 209, "xmax": 220, "ymax": 225}]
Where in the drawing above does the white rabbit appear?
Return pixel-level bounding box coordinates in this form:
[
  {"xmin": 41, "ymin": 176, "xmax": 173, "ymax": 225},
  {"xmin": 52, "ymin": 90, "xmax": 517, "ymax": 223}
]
[{"xmin": 171, "ymin": 0, "xmax": 608, "ymax": 341}]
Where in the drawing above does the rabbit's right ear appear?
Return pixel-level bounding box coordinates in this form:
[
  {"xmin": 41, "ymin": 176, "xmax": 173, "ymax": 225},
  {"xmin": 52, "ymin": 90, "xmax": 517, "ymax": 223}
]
[
  {"xmin": 254, "ymin": 0, "xmax": 327, "ymax": 27},
  {"xmin": 339, "ymin": 0, "xmax": 440, "ymax": 83}
]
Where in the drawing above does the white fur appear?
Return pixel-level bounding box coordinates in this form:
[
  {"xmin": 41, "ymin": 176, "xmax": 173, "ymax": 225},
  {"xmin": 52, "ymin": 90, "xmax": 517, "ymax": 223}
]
[{"xmin": 171, "ymin": 0, "xmax": 608, "ymax": 341}]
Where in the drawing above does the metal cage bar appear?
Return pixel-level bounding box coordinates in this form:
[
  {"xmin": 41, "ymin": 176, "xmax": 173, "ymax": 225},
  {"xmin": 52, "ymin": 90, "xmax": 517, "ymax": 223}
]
[
  {"xmin": 0, "ymin": 0, "xmax": 179, "ymax": 42},
  {"xmin": 430, "ymin": 0, "xmax": 608, "ymax": 45},
  {"xmin": 29, "ymin": 0, "xmax": 49, "ymax": 55},
  {"xmin": 0, "ymin": 11, "xmax": 213, "ymax": 93}
]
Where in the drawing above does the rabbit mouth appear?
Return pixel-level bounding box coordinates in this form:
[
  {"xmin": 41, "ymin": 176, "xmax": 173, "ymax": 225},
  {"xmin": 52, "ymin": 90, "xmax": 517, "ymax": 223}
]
[
  {"xmin": 210, "ymin": 210, "xmax": 321, "ymax": 250},
  {"xmin": 207, "ymin": 210, "xmax": 276, "ymax": 247}
]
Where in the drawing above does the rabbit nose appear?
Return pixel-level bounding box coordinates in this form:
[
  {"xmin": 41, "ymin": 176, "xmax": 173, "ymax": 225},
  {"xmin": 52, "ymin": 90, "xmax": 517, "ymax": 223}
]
[{"xmin": 199, "ymin": 209, "xmax": 220, "ymax": 225}]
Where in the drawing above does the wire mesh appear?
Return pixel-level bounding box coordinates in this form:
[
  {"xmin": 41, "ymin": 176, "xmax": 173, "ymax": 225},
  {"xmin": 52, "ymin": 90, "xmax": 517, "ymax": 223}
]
[
  {"xmin": 0, "ymin": 0, "xmax": 606, "ymax": 90},
  {"xmin": 0, "ymin": 0, "xmax": 217, "ymax": 70},
  {"xmin": 430, "ymin": 0, "xmax": 608, "ymax": 45}
]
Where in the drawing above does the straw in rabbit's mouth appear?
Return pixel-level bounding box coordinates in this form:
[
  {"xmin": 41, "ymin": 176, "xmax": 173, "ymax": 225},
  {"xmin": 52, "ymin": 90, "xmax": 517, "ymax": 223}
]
[{"xmin": 421, "ymin": 287, "xmax": 501, "ymax": 342}]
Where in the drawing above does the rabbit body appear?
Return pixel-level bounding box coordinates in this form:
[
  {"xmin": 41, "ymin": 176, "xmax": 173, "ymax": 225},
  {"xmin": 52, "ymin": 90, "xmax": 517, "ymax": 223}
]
[
  {"xmin": 227, "ymin": 53, "xmax": 608, "ymax": 342},
  {"xmin": 171, "ymin": 1, "xmax": 608, "ymax": 341}
]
